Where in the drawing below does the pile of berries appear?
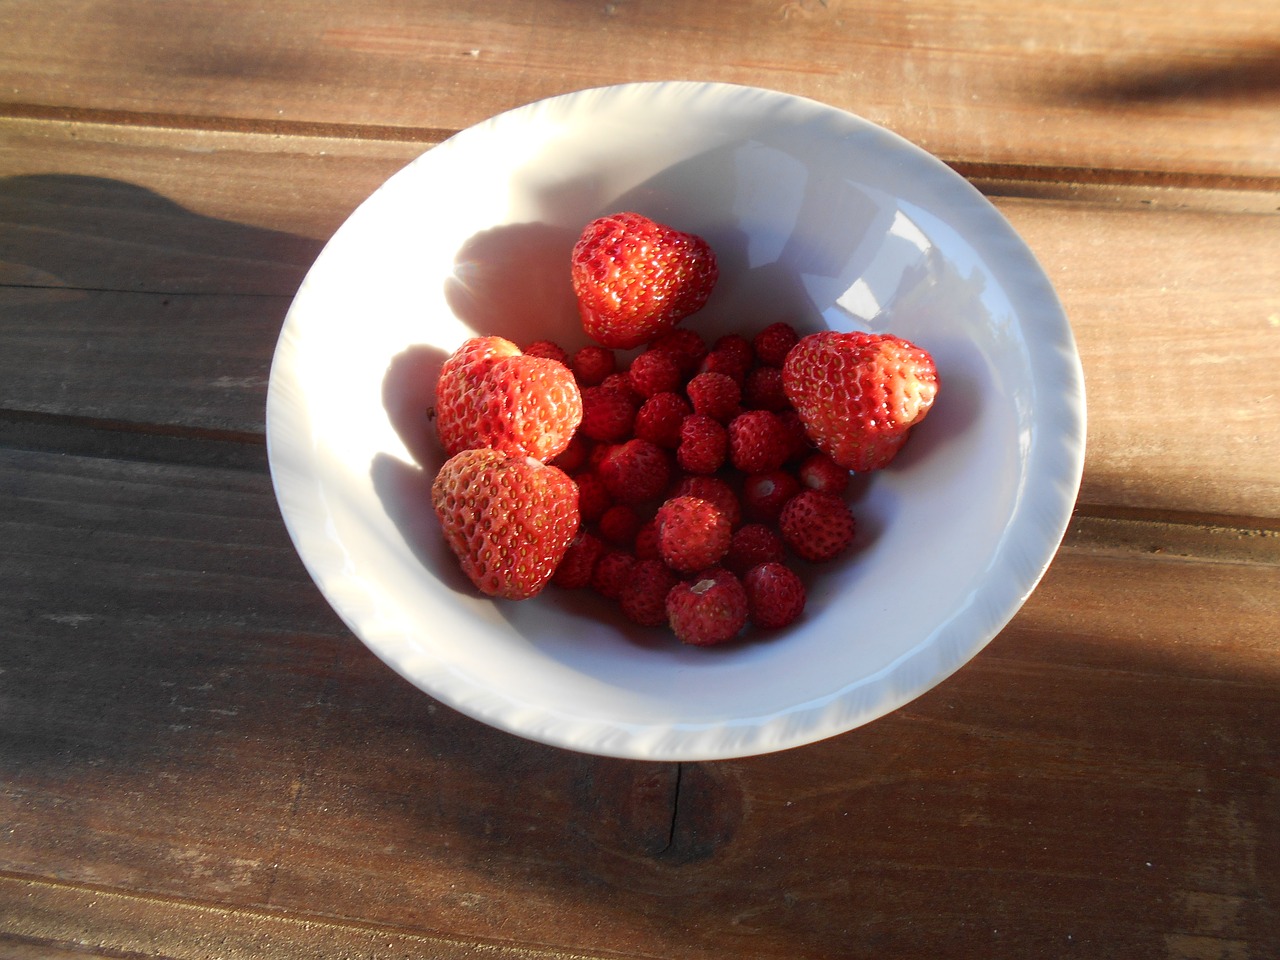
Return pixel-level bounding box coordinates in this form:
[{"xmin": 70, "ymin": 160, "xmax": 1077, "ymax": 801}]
[{"xmin": 429, "ymin": 212, "xmax": 938, "ymax": 647}]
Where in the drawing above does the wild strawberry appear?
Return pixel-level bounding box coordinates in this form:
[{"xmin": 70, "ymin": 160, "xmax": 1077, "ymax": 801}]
[
  {"xmin": 742, "ymin": 366, "xmax": 790, "ymax": 412},
  {"xmin": 570, "ymin": 211, "xmax": 719, "ymax": 349},
  {"xmin": 579, "ymin": 384, "xmax": 639, "ymax": 442},
  {"xmin": 596, "ymin": 438, "xmax": 672, "ymax": 504},
  {"xmin": 627, "ymin": 349, "xmax": 683, "ymax": 398},
  {"xmin": 782, "ymin": 330, "xmax": 938, "ymax": 471},
  {"xmin": 573, "ymin": 471, "xmax": 612, "ymax": 523},
  {"xmin": 435, "ymin": 336, "xmax": 583, "ymax": 462},
  {"xmin": 656, "ymin": 495, "xmax": 732, "ymax": 573},
  {"xmin": 620, "ymin": 560, "xmax": 680, "ymax": 627},
  {"xmin": 797, "ymin": 451, "xmax": 851, "ymax": 497},
  {"xmin": 634, "ymin": 392, "xmax": 692, "ymax": 449},
  {"xmin": 550, "ymin": 434, "xmax": 591, "ymax": 474},
  {"xmin": 741, "ymin": 470, "xmax": 801, "ymax": 524},
  {"xmin": 666, "ymin": 568, "xmax": 749, "ymax": 646},
  {"xmin": 553, "ymin": 530, "xmax": 606, "ymax": 589},
  {"xmin": 431, "ymin": 449, "xmax": 580, "ymax": 600},
  {"xmin": 590, "ymin": 548, "xmax": 637, "ymax": 601},
  {"xmin": 728, "ymin": 410, "xmax": 792, "ymax": 474},
  {"xmin": 600, "ymin": 371, "xmax": 643, "ymax": 401},
  {"xmin": 699, "ymin": 334, "xmax": 753, "ymax": 383},
  {"xmin": 676, "ymin": 414, "xmax": 728, "ymax": 475},
  {"xmin": 743, "ymin": 562, "xmax": 806, "ymax": 630},
  {"xmin": 571, "ymin": 345, "xmax": 617, "ymax": 386},
  {"xmin": 598, "ymin": 503, "xmax": 643, "ymax": 547},
  {"xmin": 685, "ymin": 371, "xmax": 741, "ymax": 422},
  {"xmin": 523, "ymin": 339, "xmax": 570, "ymax": 365},
  {"xmin": 724, "ymin": 523, "xmax": 786, "ymax": 576},
  {"xmin": 751, "ymin": 321, "xmax": 801, "ymax": 367},
  {"xmin": 649, "ymin": 328, "xmax": 708, "ymax": 377},
  {"xmin": 671, "ymin": 474, "xmax": 742, "ymax": 528},
  {"xmin": 633, "ymin": 517, "xmax": 662, "ymax": 561},
  {"xmin": 778, "ymin": 490, "xmax": 856, "ymax": 563}
]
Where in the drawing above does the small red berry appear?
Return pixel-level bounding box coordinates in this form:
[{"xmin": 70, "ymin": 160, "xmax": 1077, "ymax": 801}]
[
  {"xmin": 591, "ymin": 549, "xmax": 636, "ymax": 600},
  {"xmin": 751, "ymin": 321, "xmax": 801, "ymax": 367},
  {"xmin": 553, "ymin": 531, "xmax": 606, "ymax": 589},
  {"xmin": 685, "ymin": 371, "xmax": 741, "ymax": 423},
  {"xmin": 627, "ymin": 349, "xmax": 683, "ymax": 398},
  {"xmin": 778, "ymin": 490, "xmax": 856, "ymax": 562},
  {"xmin": 596, "ymin": 438, "xmax": 672, "ymax": 504},
  {"xmin": 656, "ymin": 495, "xmax": 732, "ymax": 573},
  {"xmin": 797, "ymin": 451, "xmax": 851, "ymax": 497},
  {"xmin": 634, "ymin": 392, "xmax": 692, "ymax": 449},
  {"xmin": 650, "ymin": 328, "xmax": 709, "ymax": 377},
  {"xmin": 724, "ymin": 523, "xmax": 786, "ymax": 576},
  {"xmin": 670, "ymin": 474, "xmax": 742, "ymax": 528},
  {"xmin": 728, "ymin": 410, "xmax": 792, "ymax": 474},
  {"xmin": 620, "ymin": 560, "xmax": 680, "ymax": 627},
  {"xmin": 523, "ymin": 339, "xmax": 570, "ymax": 365},
  {"xmin": 744, "ymin": 562, "xmax": 806, "ymax": 629},
  {"xmin": 573, "ymin": 471, "xmax": 612, "ymax": 523},
  {"xmin": 598, "ymin": 504, "xmax": 644, "ymax": 547},
  {"xmin": 742, "ymin": 366, "xmax": 790, "ymax": 412},
  {"xmin": 666, "ymin": 568, "xmax": 749, "ymax": 646},
  {"xmin": 579, "ymin": 385, "xmax": 639, "ymax": 442},
  {"xmin": 571, "ymin": 345, "xmax": 617, "ymax": 387},
  {"xmin": 676, "ymin": 414, "xmax": 729, "ymax": 475},
  {"xmin": 741, "ymin": 470, "xmax": 801, "ymax": 524}
]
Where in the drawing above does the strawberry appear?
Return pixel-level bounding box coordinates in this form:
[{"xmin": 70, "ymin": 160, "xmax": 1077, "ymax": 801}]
[
  {"xmin": 778, "ymin": 490, "xmax": 856, "ymax": 563},
  {"xmin": 634, "ymin": 392, "xmax": 692, "ymax": 449},
  {"xmin": 727, "ymin": 410, "xmax": 792, "ymax": 474},
  {"xmin": 656, "ymin": 495, "xmax": 732, "ymax": 573},
  {"xmin": 743, "ymin": 562, "xmax": 806, "ymax": 630},
  {"xmin": 627, "ymin": 349, "xmax": 683, "ymax": 398},
  {"xmin": 676, "ymin": 414, "xmax": 728, "ymax": 475},
  {"xmin": 596, "ymin": 438, "xmax": 672, "ymax": 504},
  {"xmin": 666, "ymin": 568, "xmax": 749, "ymax": 646},
  {"xmin": 724, "ymin": 524, "xmax": 786, "ymax": 576},
  {"xmin": 620, "ymin": 559, "xmax": 680, "ymax": 627},
  {"xmin": 782, "ymin": 330, "xmax": 938, "ymax": 472},
  {"xmin": 431, "ymin": 449, "xmax": 580, "ymax": 600},
  {"xmin": 434, "ymin": 336, "xmax": 583, "ymax": 463},
  {"xmin": 751, "ymin": 321, "xmax": 801, "ymax": 368},
  {"xmin": 570, "ymin": 211, "xmax": 719, "ymax": 350}
]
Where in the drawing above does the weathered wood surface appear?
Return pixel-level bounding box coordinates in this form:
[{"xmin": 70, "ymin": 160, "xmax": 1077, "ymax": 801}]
[
  {"xmin": 1, "ymin": 450, "xmax": 1276, "ymax": 959},
  {"xmin": 3, "ymin": 0, "xmax": 1279, "ymax": 182},
  {"xmin": 2, "ymin": 0, "xmax": 1279, "ymax": 957},
  {"xmin": 3, "ymin": 122, "xmax": 1278, "ymax": 518}
]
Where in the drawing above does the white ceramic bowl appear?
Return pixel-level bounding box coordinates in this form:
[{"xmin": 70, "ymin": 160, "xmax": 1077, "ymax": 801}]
[{"xmin": 266, "ymin": 82, "xmax": 1085, "ymax": 761}]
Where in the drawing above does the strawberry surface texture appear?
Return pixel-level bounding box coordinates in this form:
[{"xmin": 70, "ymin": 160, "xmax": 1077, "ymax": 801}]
[
  {"xmin": 782, "ymin": 330, "xmax": 938, "ymax": 472},
  {"xmin": 435, "ymin": 336, "xmax": 582, "ymax": 463},
  {"xmin": 431, "ymin": 449, "xmax": 581, "ymax": 601},
  {"xmin": 570, "ymin": 212, "xmax": 719, "ymax": 350}
]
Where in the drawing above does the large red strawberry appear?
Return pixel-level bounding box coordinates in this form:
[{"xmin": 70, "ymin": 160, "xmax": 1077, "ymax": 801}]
[
  {"xmin": 782, "ymin": 331, "xmax": 938, "ymax": 472},
  {"xmin": 570, "ymin": 212, "xmax": 718, "ymax": 350},
  {"xmin": 431, "ymin": 449, "xmax": 581, "ymax": 600},
  {"xmin": 435, "ymin": 336, "xmax": 582, "ymax": 463}
]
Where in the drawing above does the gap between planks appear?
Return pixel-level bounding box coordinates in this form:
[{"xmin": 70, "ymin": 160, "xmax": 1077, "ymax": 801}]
[{"xmin": 6, "ymin": 101, "xmax": 1280, "ymax": 201}]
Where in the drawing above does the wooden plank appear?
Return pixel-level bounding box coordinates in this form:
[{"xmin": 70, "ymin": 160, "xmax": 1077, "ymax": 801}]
[
  {"xmin": 0, "ymin": 449, "xmax": 1277, "ymax": 958},
  {"xmin": 2, "ymin": 1, "xmax": 1279, "ymax": 183},
  {"xmin": 3, "ymin": 122, "xmax": 1279, "ymax": 520}
]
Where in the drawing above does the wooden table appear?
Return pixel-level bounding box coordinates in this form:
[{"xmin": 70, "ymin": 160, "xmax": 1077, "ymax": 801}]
[{"xmin": 2, "ymin": 2, "xmax": 1278, "ymax": 957}]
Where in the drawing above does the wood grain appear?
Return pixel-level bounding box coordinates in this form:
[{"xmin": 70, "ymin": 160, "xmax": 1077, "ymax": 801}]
[
  {"xmin": 2, "ymin": 0, "xmax": 1279, "ymax": 182},
  {"xmin": 2, "ymin": 122, "xmax": 1278, "ymax": 520},
  {"xmin": 1, "ymin": 449, "xmax": 1276, "ymax": 959}
]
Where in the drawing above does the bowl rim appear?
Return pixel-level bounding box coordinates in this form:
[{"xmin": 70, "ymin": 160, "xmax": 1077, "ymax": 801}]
[{"xmin": 265, "ymin": 80, "xmax": 1087, "ymax": 760}]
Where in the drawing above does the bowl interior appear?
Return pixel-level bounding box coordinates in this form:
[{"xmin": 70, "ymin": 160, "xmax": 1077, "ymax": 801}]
[{"xmin": 266, "ymin": 82, "xmax": 1084, "ymax": 760}]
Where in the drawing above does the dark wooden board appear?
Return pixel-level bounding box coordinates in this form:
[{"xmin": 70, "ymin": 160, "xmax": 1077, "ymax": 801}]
[{"xmin": 1, "ymin": 449, "xmax": 1276, "ymax": 959}]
